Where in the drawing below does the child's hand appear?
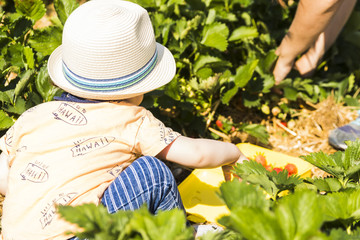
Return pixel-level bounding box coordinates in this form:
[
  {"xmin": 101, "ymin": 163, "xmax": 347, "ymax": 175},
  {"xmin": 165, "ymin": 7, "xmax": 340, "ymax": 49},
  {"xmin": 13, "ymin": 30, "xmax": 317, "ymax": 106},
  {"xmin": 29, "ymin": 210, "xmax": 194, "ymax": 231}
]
[{"xmin": 222, "ymin": 152, "xmax": 248, "ymax": 181}]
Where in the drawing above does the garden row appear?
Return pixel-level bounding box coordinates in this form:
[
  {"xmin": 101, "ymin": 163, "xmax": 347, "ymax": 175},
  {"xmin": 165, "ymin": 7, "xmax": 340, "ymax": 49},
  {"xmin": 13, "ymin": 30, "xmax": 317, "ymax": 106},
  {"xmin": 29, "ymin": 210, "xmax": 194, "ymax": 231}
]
[
  {"xmin": 58, "ymin": 140, "xmax": 360, "ymax": 239},
  {"xmin": 1, "ymin": 0, "xmax": 360, "ymax": 142}
]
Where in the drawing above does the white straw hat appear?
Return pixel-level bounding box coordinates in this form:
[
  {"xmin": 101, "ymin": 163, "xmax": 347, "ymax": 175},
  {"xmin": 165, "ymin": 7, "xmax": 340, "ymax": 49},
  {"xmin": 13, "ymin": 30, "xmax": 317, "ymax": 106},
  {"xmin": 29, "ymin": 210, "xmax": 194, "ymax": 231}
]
[{"xmin": 48, "ymin": 0, "xmax": 176, "ymax": 100}]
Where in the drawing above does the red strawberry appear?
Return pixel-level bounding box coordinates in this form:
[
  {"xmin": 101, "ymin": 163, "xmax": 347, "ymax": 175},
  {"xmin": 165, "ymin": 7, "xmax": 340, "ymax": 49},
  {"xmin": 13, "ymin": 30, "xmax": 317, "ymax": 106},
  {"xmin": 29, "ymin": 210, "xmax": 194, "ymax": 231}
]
[
  {"xmin": 216, "ymin": 120, "xmax": 223, "ymax": 129},
  {"xmin": 254, "ymin": 153, "xmax": 267, "ymax": 167},
  {"xmin": 265, "ymin": 164, "xmax": 273, "ymax": 172},
  {"xmin": 284, "ymin": 163, "xmax": 298, "ymax": 176}
]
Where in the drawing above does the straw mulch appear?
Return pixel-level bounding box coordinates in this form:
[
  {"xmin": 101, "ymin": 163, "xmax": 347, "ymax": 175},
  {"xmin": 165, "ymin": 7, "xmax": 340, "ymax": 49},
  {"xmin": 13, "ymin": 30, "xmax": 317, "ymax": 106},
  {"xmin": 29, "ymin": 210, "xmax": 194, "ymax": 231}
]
[
  {"xmin": 266, "ymin": 96, "xmax": 357, "ymax": 157},
  {"xmin": 225, "ymin": 95, "xmax": 358, "ymax": 157}
]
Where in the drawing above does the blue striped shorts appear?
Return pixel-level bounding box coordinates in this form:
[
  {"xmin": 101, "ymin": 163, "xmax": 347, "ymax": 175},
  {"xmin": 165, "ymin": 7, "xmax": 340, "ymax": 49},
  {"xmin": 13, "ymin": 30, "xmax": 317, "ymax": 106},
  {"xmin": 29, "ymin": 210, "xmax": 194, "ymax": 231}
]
[{"xmin": 68, "ymin": 156, "xmax": 185, "ymax": 240}]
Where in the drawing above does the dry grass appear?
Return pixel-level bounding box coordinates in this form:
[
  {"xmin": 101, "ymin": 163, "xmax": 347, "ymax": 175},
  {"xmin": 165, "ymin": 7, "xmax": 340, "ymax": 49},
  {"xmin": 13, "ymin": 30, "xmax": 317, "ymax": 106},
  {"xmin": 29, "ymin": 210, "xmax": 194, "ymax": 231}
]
[
  {"xmin": 267, "ymin": 96, "xmax": 357, "ymax": 157},
  {"xmin": 225, "ymin": 95, "xmax": 358, "ymax": 157}
]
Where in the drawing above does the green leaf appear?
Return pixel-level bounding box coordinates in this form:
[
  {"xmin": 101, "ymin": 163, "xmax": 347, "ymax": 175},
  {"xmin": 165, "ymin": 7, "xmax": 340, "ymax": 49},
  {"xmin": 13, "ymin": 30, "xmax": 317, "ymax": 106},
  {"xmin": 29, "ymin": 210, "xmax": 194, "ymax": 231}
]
[
  {"xmin": 301, "ymin": 151, "xmax": 345, "ymax": 179},
  {"xmin": 10, "ymin": 16, "xmax": 33, "ymax": 39},
  {"xmin": 129, "ymin": 207, "xmax": 193, "ymax": 240},
  {"xmin": 219, "ymin": 180, "xmax": 269, "ymax": 211},
  {"xmin": 54, "ymin": 0, "xmax": 79, "ymax": 26},
  {"xmin": 228, "ymin": 26, "xmax": 258, "ymax": 42},
  {"xmin": 275, "ymin": 190, "xmax": 325, "ymax": 239},
  {"xmin": 23, "ymin": 46, "xmax": 35, "ymax": 69},
  {"xmin": 14, "ymin": 0, "xmax": 46, "ymax": 22},
  {"xmin": 233, "ymin": 161, "xmax": 281, "ymax": 199},
  {"xmin": 35, "ymin": 64, "xmax": 63, "ymax": 102},
  {"xmin": 196, "ymin": 68, "xmax": 213, "ymax": 79},
  {"xmin": 241, "ymin": 123, "xmax": 269, "ymax": 145},
  {"xmin": 7, "ymin": 43, "xmax": 25, "ymax": 68},
  {"xmin": 219, "ymin": 190, "xmax": 327, "ymax": 240},
  {"xmin": 233, "ymin": 59, "xmax": 258, "ymax": 88},
  {"xmin": 201, "ymin": 22, "xmax": 229, "ymax": 51},
  {"xmin": 257, "ymin": 50, "xmax": 277, "ymax": 76},
  {"xmin": 0, "ymin": 110, "xmax": 15, "ymax": 130},
  {"xmin": 14, "ymin": 69, "xmax": 34, "ymax": 99},
  {"xmin": 233, "ymin": 160, "xmax": 302, "ymax": 200},
  {"xmin": 307, "ymin": 177, "xmax": 342, "ymax": 192},
  {"xmin": 221, "ymin": 85, "xmax": 238, "ymax": 105},
  {"xmin": 242, "ymin": 91, "xmax": 261, "ymax": 108},
  {"xmin": 205, "ymin": 8, "xmax": 216, "ymax": 25},
  {"xmin": 344, "ymin": 97, "xmax": 360, "ymax": 107},
  {"xmin": 233, "ymin": 159, "xmax": 269, "ymax": 176},
  {"xmin": 164, "ymin": 78, "xmax": 181, "ymax": 101},
  {"xmin": 283, "ymin": 87, "xmax": 298, "ymax": 101},
  {"xmin": 3, "ymin": 97, "xmax": 28, "ymax": 115},
  {"xmin": 58, "ymin": 203, "xmax": 133, "ymax": 239},
  {"xmin": 172, "ymin": 18, "xmax": 186, "ymax": 41},
  {"xmin": 221, "ymin": 60, "xmax": 258, "ymax": 104},
  {"xmin": 0, "ymin": 58, "xmax": 6, "ymax": 71},
  {"xmin": 329, "ymin": 227, "xmax": 360, "ymax": 240},
  {"xmin": 0, "ymin": 90, "xmax": 15, "ymax": 105},
  {"xmin": 219, "ymin": 206, "xmax": 283, "ymax": 240},
  {"xmin": 301, "ymin": 140, "xmax": 360, "ymax": 183},
  {"xmin": 29, "ymin": 26, "xmax": 62, "ymax": 58},
  {"xmin": 320, "ymin": 189, "xmax": 360, "ymax": 224},
  {"xmin": 193, "ymin": 55, "xmax": 223, "ymax": 73}
]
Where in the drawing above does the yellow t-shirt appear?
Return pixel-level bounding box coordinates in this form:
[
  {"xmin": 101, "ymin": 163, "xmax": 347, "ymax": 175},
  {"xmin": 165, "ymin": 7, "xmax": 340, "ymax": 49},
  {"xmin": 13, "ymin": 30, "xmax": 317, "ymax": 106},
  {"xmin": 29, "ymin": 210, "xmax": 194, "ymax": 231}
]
[{"xmin": 0, "ymin": 100, "xmax": 180, "ymax": 240}]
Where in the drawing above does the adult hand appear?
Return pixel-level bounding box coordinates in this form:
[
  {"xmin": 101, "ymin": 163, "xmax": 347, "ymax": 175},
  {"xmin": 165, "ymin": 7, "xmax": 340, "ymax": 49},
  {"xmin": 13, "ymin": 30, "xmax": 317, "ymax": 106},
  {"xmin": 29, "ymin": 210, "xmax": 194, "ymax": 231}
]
[
  {"xmin": 273, "ymin": 32, "xmax": 326, "ymax": 85},
  {"xmin": 273, "ymin": 50, "xmax": 295, "ymax": 85},
  {"xmin": 294, "ymin": 32, "xmax": 326, "ymax": 78}
]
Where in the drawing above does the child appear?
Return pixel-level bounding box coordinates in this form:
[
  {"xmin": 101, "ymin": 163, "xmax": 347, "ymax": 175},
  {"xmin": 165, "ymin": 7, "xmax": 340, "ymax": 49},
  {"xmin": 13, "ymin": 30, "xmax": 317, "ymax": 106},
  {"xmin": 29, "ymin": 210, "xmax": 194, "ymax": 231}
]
[{"xmin": 0, "ymin": 0, "xmax": 247, "ymax": 239}]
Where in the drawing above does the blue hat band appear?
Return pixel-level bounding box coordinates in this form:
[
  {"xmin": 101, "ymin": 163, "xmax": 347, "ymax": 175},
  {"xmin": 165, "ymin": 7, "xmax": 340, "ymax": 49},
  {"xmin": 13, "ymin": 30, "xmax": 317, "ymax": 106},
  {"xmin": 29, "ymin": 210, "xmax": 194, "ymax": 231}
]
[{"xmin": 62, "ymin": 49, "xmax": 158, "ymax": 92}]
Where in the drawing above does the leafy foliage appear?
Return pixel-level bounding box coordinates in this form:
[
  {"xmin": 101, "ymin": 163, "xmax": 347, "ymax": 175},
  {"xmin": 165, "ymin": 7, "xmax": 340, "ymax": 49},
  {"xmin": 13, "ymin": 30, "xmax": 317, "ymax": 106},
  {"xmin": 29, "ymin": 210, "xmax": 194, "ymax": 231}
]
[
  {"xmin": 301, "ymin": 140, "xmax": 360, "ymax": 188},
  {"xmin": 131, "ymin": 0, "xmax": 285, "ymax": 140},
  {"xmin": 58, "ymin": 204, "xmax": 193, "ymax": 240},
  {"xmin": 232, "ymin": 160, "xmax": 302, "ymax": 200},
  {"xmin": 2, "ymin": 0, "xmax": 360, "ymax": 143},
  {"xmin": 58, "ymin": 141, "xmax": 360, "ymax": 239},
  {"xmin": 0, "ymin": 0, "xmax": 80, "ymax": 131},
  {"xmin": 218, "ymin": 189, "xmax": 327, "ymax": 240},
  {"xmin": 320, "ymin": 190, "xmax": 360, "ymax": 231}
]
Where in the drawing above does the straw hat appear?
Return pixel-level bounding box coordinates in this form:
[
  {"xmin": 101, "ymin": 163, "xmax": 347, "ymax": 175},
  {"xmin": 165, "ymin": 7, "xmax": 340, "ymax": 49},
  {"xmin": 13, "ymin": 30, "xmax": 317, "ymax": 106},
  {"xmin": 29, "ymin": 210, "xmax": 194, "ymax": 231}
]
[{"xmin": 48, "ymin": 0, "xmax": 176, "ymax": 100}]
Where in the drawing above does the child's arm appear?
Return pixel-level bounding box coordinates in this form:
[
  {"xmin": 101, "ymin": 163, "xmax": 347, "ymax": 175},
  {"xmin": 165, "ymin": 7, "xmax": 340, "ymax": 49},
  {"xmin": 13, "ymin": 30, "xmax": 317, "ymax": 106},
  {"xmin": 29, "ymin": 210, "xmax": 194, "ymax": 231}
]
[
  {"xmin": 0, "ymin": 152, "xmax": 9, "ymax": 195},
  {"xmin": 156, "ymin": 136, "xmax": 247, "ymax": 168}
]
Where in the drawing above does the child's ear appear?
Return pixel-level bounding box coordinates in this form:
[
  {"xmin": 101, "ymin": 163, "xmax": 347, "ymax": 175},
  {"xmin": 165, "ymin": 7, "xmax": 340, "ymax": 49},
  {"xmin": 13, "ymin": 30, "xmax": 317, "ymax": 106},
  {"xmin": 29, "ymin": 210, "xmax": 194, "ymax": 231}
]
[{"xmin": 124, "ymin": 95, "xmax": 144, "ymax": 106}]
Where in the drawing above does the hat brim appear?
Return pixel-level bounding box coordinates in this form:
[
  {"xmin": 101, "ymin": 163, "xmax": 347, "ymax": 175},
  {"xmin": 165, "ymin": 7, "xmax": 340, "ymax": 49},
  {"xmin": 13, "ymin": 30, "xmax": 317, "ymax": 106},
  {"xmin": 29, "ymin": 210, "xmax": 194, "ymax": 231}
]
[{"xmin": 48, "ymin": 43, "xmax": 176, "ymax": 100}]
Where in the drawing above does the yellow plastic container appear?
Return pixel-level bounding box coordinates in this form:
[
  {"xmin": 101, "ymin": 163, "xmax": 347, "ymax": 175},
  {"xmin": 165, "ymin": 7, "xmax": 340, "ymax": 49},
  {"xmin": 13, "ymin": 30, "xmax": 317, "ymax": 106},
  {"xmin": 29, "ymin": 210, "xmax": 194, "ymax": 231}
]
[{"xmin": 178, "ymin": 143, "xmax": 314, "ymax": 224}]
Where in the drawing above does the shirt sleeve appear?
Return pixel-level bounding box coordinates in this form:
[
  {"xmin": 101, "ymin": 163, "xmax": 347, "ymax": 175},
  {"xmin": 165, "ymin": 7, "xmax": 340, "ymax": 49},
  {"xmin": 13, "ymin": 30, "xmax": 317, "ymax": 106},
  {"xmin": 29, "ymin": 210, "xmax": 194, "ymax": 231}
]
[
  {"xmin": 134, "ymin": 110, "xmax": 181, "ymax": 156},
  {"xmin": 0, "ymin": 125, "xmax": 15, "ymax": 156}
]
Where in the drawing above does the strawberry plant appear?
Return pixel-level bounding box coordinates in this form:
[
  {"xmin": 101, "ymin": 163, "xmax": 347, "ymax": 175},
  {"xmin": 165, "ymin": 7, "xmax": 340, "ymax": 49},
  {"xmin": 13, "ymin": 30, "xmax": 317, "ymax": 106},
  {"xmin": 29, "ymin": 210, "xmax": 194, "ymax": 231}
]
[
  {"xmin": 133, "ymin": 0, "xmax": 285, "ymax": 140},
  {"xmin": 58, "ymin": 203, "xmax": 193, "ymax": 240},
  {"xmin": 232, "ymin": 160, "xmax": 302, "ymax": 201},
  {"xmin": 0, "ymin": 0, "xmax": 80, "ymax": 132},
  {"xmin": 2, "ymin": 0, "xmax": 360, "ymax": 143},
  {"xmin": 301, "ymin": 140, "xmax": 360, "ymax": 190},
  {"xmin": 56, "ymin": 140, "xmax": 360, "ymax": 239}
]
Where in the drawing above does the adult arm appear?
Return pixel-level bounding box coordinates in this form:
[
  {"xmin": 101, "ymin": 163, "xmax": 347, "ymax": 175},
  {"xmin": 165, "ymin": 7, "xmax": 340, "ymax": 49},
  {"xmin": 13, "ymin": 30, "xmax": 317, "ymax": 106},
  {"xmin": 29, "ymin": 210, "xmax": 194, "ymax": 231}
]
[
  {"xmin": 294, "ymin": 0, "xmax": 357, "ymax": 76},
  {"xmin": 273, "ymin": 0, "xmax": 344, "ymax": 83},
  {"xmin": 156, "ymin": 136, "xmax": 247, "ymax": 169}
]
